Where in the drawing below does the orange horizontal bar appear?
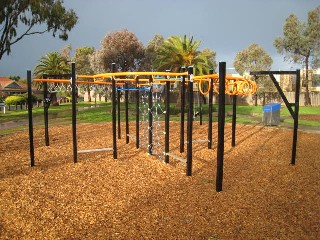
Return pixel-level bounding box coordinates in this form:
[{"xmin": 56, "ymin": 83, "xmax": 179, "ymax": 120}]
[
  {"xmin": 93, "ymin": 71, "xmax": 188, "ymax": 79},
  {"xmin": 33, "ymin": 79, "xmax": 123, "ymax": 86}
]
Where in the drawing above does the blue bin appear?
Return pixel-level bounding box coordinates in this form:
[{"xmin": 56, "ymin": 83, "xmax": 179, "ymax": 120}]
[
  {"xmin": 263, "ymin": 103, "xmax": 281, "ymax": 125},
  {"xmin": 263, "ymin": 103, "xmax": 281, "ymax": 112}
]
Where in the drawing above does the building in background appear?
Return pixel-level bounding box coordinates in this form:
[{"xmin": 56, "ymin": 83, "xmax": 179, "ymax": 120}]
[
  {"xmin": 0, "ymin": 77, "xmax": 27, "ymax": 98},
  {"xmin": 280, "ymin": 68, "xmax": 320, "ymax": 93}
]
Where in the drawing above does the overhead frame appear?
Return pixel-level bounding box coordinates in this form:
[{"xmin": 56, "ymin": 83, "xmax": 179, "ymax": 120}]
[{"xmin": 250, "ymin": 70, "xmax": 301, "ymax": 165}]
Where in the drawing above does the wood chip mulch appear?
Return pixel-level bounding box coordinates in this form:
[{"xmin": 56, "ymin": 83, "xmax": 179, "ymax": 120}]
[{"xmin": 0, "ymin": 122, "xmax": 319, "ymax": 239}]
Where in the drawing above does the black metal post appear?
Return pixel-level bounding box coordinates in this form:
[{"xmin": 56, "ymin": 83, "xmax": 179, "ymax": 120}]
[
  {"xmin": 125, "ymin": 82, "xmax": 129, "ymax": 144},
  {"xmin": 216, "ymin": 62, "xmax": 226, "ymax": 192},
  {"xmin": 148, "ymin": 76, "xmax": 153, "ymax": 155},
  {"xmin": 117, "ymin": 90, "xmax": 121, "ymax": 139},
  {"xmin": 268, "ymin": 73, "xmax": 295, "ymax": 118},
  {"xmin": 71, "ymin": 62, "xmax": 77, "ymax": 163},
  {"xmin": 135, "ymin": 75, "xmax": 140, "ymax": 149},
  {"xmin": 164, "ymin": 80, "xmax": 170, "ymax": 163},
  {"xmin": 27, "ymin": 70, "xmax": 35, "ymax": 167},
  {"xmin": 232, "ymin": 95, "xmax": 237, "ymax": 147},
  {"xmin": 111, "ymin": 63, "xmax": 117, "ymax": 159},
  {"xmin": 250, "ymin": 70, "xmax": 301, "ymax": 166},
  {"xmin": 43, "ymin": 81, "xmax": 50, "ymax": 146},
  {"xmin": 208, "ymin": 69, "xmax": 214, "ymax": 149},
  {"xmin": 199, "ymin": 95, "xmax": 203, "ymax": 125},
  {"xmin": 186, "ymin": 66, "xmax": 194, "ymax": 176},
  {"xmin": 291, "ymin": 69, "xmax": 300, "ymax": 165},
  {"xmin": 180, "ymin": 67, "xmax": 186, "ymax": 153}
]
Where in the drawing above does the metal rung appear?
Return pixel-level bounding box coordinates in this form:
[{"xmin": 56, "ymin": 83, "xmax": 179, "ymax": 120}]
[
  {"xmin": 184, "ymin": 139, "xmax": 209, "ymax": 144},
  {"xmin": 165, "ymin": 152, "xmax": 187, "ymax": 163},
  {"xmin": 78, "ymin": 147, "xmax": 113, "ymax": 153}
]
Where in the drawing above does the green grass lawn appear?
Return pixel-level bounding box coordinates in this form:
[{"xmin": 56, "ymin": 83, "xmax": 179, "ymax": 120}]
[{"xmin": 1, "ymin": 101, "xmax": 319, "ymax": 135}]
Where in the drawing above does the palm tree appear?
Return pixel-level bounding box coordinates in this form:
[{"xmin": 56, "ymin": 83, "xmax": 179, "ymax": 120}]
[
  {"xmin": 34, "ymin": 52, "xmax": 71, "ymax": 105},
  {"xmin": 154, "ymin": 35, "xmax": 216, "ymax": 107},
  {"xmin": 154, "ymin": 35, "xmax": 216, "ymax": 75},
  {"xmin": 34, "ymin": 52, "xmax": 70, "ymax": 77}
]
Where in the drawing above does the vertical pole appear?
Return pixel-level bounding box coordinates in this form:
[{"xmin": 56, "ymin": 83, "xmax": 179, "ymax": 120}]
[
  {"xmin": 125, "ymin": 82, "xmax": 129, "ymax": 144},
  {"xmin": 291, "ymin": 69, "xmax": 300, "ymax": 165},
  {"xmin": 135, "ymin": 75, "xmax": 140, "ymax": 148},
  {"xmin": 117, "ymin": 90, "xmax": 121, "ymax": 139},
  {"xmin": 199, "ymin": 94, "xmax": 203, "ymax": 125},
  {"xmin": 148, "ymin": 76, "xmax": 153, "ymax": 155},
  {"xmin": 231, "ymin": 95, "xmax": 237, "ymax": 147},
  {"xmin": 164, "ymin": 79, "xmax": 170, "ymax": 163},
  {"xmin": 43, "ymin": 80, "xmax": 49, "ymax": 146},
  {"xmin": 111, "ymin": 63, "xmax": 117, "ymax": 159},
  {"xmin": 71, "ymin": 62, "xmax": 77, "ymax": 163},
  {"xmin": 27, "ymin": 70, "xmax": 35, "ymax": 167},
  {"xmin": 186, "ymin": 66, "xmax": 194, "ymax": 176},
  {"xmin": 216, "ymin": 62, "xmax": 226, "ymax": 192},
  {"xmin": 180, "ymin": 67, "xmax": 186, "ymax": 153},
  {"xmin": 208, "ymin": 69, "xmax": 214, "ymax": 149}
]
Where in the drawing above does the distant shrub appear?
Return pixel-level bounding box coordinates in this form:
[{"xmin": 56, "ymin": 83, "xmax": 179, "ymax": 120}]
[
  {"xmin": 169, "ymin": 105, "xmax": 181, "ymax": 115},
  {"xmin": 5, "ymin": 95, "xmax": 27, "ymax": 105},
  {"xmin": 22, "ymin": 93, "xmax": 39, "ymax": 103}
]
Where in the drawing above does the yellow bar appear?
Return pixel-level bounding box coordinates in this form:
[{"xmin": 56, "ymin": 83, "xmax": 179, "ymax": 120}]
[
  {"xmin": 93, "ymin": 71, "xmax": 188, "ymax": 79},
  {"xmin": 33, "ymin": 79, "xmax": 123, "ymax": 86},
  {"xmin": 34, "ymin": 71, "xmax": 257, "ymax": 96},
  {"xmin": 193, "ymin": 74, "xmax": 218, "ymax": 80}
]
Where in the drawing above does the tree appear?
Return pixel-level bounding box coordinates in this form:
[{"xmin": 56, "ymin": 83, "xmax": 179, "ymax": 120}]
[
  {"xmin": 154, "ymin": 35, "xmax": 216, "ymax": 75},
  {"xmin": 73, "ymin": 46, "xmax": 95, "ymax": 75},
  {"xmin": 34, "ymin": 51, "xmax": 71, "ymax": 105},
  {"xmin": 0, "ymin": 0, "xmax": 78, "ymax": 60},
  {"xmin": 143, "ymin": 34, "xmax": 165, "ymax": 71},
  {"xmin": 234, "ymin": 43, "xmax": 273, "ymax": 75},
  {"xmin": 34, "ymin": 52, "xmax": 70, "ymax": 77},
  {"xmin": 60, "ymin": 43, "xmax": 72, "ymax": 62},
  {"xmin": 8, "ymin": 75, "xmax": 21, "ymax": 81},
  {"xmin": 197, "ymin": 48, "xmax": 217, "ymax": 75},
  {"xmin": 233, "ymin": 43, "xmax": 273, "ymax": 105},
  {"xmin": 73, "ymin": 46, "xmax": 95, "ymax": 102},
  {"xmin": 154, "ymin": 35, "xmax": 216, "ymax": 107},
  {"xmin": 92, "ymin": 29, "xmax": 145, "ymax": 72},
  {"xmin": 274, "ymin": 6, "xmax": 320, "ymax": 106}
]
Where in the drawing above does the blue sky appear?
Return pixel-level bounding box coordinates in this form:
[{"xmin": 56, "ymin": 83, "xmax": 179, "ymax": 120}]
[{"xmin": 0, "ymin": 0, "xmax": 319, "ymax": 78}]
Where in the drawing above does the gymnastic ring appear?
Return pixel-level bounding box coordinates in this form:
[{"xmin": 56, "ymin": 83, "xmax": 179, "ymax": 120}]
[{"xmin": 198, "ymin": 78, "xmax": 211, "ymax": 95}]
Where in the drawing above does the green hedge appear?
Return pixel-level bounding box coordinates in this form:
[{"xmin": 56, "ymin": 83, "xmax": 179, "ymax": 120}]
[
  {"xmin": 5, "ymin": 95, "xmax": 27, "ymax": 105},
  {"xmin": 4, "ymin": 94, "xmax": 39, "ymax": 105}
]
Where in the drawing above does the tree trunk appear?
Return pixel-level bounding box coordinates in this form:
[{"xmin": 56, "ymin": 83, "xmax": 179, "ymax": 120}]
[
  {"xmin": 50, "ymin": 92, "xmax": 59, "ymax": 106},
  {"xmin": 305, "ymin": 84, "xmax": 311, "ymax": 106},
  {"xmin": 201, "ymin": 94, "xmax": 207, "ymax": 104},
  {"xmin": 104, "ymin": 87, "xmax": 108, "ymax": 102},
  {"xmin": 87, "ymin": 85, "xmax": 91, "ymax": 102},
  {"xmin": 175, "ymin": 82, "xmax": 181, "ymax": 108},
  {"xmin": 254, "ymin": 94, "xmax": 258, "ymax": 106},
  {"xmin": 49, "ymin": 83, "xmax": 59, "ymax": 106},
  {"xmin": 304, "ymin": 57, "xmax": 311, "ymax": 106}
]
